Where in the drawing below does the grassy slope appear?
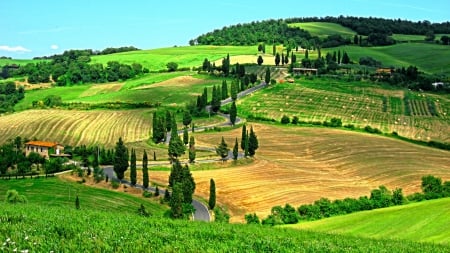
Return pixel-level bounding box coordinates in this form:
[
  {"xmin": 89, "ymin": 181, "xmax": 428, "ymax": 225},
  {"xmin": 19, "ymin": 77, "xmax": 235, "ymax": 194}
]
[
  {"xmin": 90, "ymin": 45, "xmax": 257, "ymax": 70},
  {"xmin": 0, "ymin": 58, "xmax": 47, "ymax": 66},
  {"xmin": 0, "ymin": 176, "xmax": 167, "ymax": 215},
  {"xmin": 2, "ymin": 203, "xmax": 449, "ymax": 252},
  {"xmin": 288, "ymin": 198, "xmax": 450, "ymax": 244},
  {"xmin": 289, "ymin": 22, "xmax": 356, "ymax": 38}
]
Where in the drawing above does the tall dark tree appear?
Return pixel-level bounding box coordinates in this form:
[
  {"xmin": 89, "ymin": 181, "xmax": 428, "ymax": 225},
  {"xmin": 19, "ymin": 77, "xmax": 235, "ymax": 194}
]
[
  {"xmin": 341, "ymin": 51, "xmax": 350, "ymax": 64},
  {"xmin": 165, "ymin": 110, "xmax": 173, "ymax": 132},
  {"xmin": 248, "ymin": 126, "xmax": 259, "ymax": 157},
  {"xmin": 241, "ymin": 124, "xmax": 247, "ymax": 151},
  {"xmin": 265, "ymin": 67, "xmax": 271, "ymax": 84},
  {"xmin": 291, "ymin": 52, "xmax": 297, "ymax": 64},
  {"xmin": 152, "ymin": 112, "xmax": 165, "ymax": 143},
  {"xmin": 216, "ymin": 137, "xmax": 230, "ymax": 161},
  {"xmin": 75, "ymin": 195, "xmax": 80, "ymax": 210},
  {"xmin": 305, "ymin": 49, "xmax": 309, "ymax": 59},
  {"xmin": 170, "ymin": 183, "xmax": 184, "ymax": 218},
  {"xmin": 130, "ymin": 148, "xmax": 137, "ymax": 185},
  {"xmin": 353, "ymin": 34, "xmax": 359, "ymax": 45},
  {"xmin": 338, "ymin": 50, "xmax": 341, "ymax": 64},
  {"xmin": 272, "ymin": 44, "xmax": 276, "ymax": 55},
  {"xmin": 230, "ymin": 80, "xmax": 238, "ymax": 101},
  {"xmin": 181, "ymin": 164, "xmax": 196, "ymax": 204},
  {"xmin": 209, "ymin": 178, "xmax": 216, "ymax": 209},
  {"xmin": 201, "ymin": 87, "xmax": 208, "ymax": 107},
  {"xmin": 113, "ymin": 137, "xmax": 128, "ymax": 181},
  {"xmin": 229, "ymin": 101, "xmax": 237, "ymax": 126},
  {"xmin": 257, "ymin": 55, "xmax": 264, "ymax": 66},
  {"xmin": 222, "ymin": 54, "xmax": 230, "ymax": 76},
  {"xmin": 168, "ymin": 123, "xmax": 185, "ymax": 161},
  {"xmin": 189, "ymin": 136, "xmax": 196, "ymax": 163},
  {"xmin": 233, "ymin": 138, "xmax": 239, "ymax": 160},
  {"xmin": 183, "ymin": 127, "xmax": 189, "ymax": 146},
  {"xmin": 211, "ymin": 85, "xmax": 221, "ymax": 112},
  {"xmin": 244, "ymin": 131, "xmax": 249, "ymax": 157},
  {"xmin": 221, "ymin": 80, "xmax": 228, "ymax": 99},
  {"xmin": 182, "ymin": 110, "xmax": 192, "ymax": 127},
  {"xmin": 275, "ymin": 53, "xmax": 281, "ymax": 66},
  {"xmin": 142, "ymin": 150, "xmax": 149, "ymax": 188}
]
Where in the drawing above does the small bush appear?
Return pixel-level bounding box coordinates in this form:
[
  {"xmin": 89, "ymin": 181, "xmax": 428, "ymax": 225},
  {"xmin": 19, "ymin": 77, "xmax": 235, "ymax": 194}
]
[
  {"xmin": 344, "ymin": 124, "xmax": 355, "ymax": 129},
  {"xmin": 281, "ymin": 115, "xmax": 290, "ymax": 124},
  {"xmin": 111, "ymin": 180, "xmax": 120, "ymax": 189},
  {"xmin": 292, "ymin": 116, "xmax": 299, "ymax": 125},
  {"xmin": 142, "ymin": 191, "xmax": 152, "ymax": 198},
  {"xmin": 5, "ymin": 190, "xmax": 27, "ymax": 204},
  {"xmin": 214, "ymin": 207, "xmax": 230, "ymax": 223}
]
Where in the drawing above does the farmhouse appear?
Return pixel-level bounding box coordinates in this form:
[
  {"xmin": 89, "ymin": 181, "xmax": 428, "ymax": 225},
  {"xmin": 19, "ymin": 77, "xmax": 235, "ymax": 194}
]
[{"xmin": 25, "ymin": 141, "xmax": 65, "ymax": 159}]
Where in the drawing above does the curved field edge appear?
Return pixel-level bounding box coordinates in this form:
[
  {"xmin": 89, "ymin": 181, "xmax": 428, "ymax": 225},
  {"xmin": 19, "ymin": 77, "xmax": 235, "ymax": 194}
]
[
  {"xmin": 146, "ymin": 123, "xmax": 450, "ymax": 222},
  {"xmin": 1, "ymin": 203, "xmax": 449, "ymax": 252},
  {"xmin": 286, "ymin": 198, "xmax": 450, "ymax": 245}
]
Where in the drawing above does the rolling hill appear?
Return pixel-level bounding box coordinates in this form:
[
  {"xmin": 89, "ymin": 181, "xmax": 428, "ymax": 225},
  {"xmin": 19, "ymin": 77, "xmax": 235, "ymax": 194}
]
[
  {"xmin": 289, "ymin": 22, "xmax": 356, "ymax": 38},
  {"xmin": 288, "ymin": 197, "xmax": 450, "ymax": 244}
]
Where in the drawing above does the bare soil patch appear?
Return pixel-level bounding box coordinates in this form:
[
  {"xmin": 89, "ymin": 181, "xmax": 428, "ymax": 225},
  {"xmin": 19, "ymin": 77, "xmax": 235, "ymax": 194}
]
[
  {"xmin": 133, "ymin": 76, "xmax": 209, "ymax": 90},
  {"xmin": 80, "ymin": 82, "xmax": 124, "ymax": 97}
]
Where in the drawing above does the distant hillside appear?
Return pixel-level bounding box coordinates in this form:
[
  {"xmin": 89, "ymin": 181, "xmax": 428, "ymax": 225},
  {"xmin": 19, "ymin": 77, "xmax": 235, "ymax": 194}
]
[{"xmin": 288, "ymin": 198, "xmax": 450, "ymax": 244}]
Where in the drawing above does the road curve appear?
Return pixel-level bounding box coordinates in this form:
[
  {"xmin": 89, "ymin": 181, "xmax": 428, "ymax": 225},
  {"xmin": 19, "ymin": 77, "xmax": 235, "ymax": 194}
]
[{"xmin": 103, "ymin": 167, "xmax": 211, "ymax": 222}]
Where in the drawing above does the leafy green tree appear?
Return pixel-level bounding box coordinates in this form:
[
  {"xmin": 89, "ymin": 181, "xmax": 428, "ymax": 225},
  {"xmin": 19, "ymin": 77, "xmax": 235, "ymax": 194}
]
[
  {"xmin": 182, "ymin": 110, "xmax": 192, "ymax": 127},
  {"xmin": 216, "ymin": 137, "xmax": 230, "ymax": 161},
  {"xmin": 130, "ymin": 149, "xmax": 137, "ymax": 185},
  {"xmin": 281, "ymin": 115, "xmax": 290, "ymax": 124},
  {"xmin": 245, "ymin": 213, "xmax": 261, "ymax": 224},
  {"xmin": 264, "ymin": 67, "xmax": 271, "ymax": 84},
  {"xmin": 93, "ymin": 167, "xmax": 105, "ymax": 183},
  {"xmin": 229, "ymin": 101, "xmax": 237, "ymax": 126},
  {"xmin": 44, "ymin": 157, "xmax": 64, "ymax": 175},
  {"xmin": 168, "ymin": 123, "xmax": 186, "ymax": 161},
  {"xmin": 142, "ymin": 150, "xmax": 149, "ymax": 188},
  {"xmin": 241, "ymin": 124, "xmax": 247, "ymax": 151},
  {"xmin": 209, "ymin": 178, "xmax": 216, "ymax": 209},
  {"xmin": 248, "ymin": 126, "xmax": 259, "ymax": 157},
  {"xmin": 166, "ymin": 62, "xmax": 178, "ymax": 72},
  {"xmin": 183, "ymin": 127, "xmax": 189, "ymax": 146},
  {"xmin": 392, "ymin": 188, "xmax": 404, "ymax": 205},
  {"xmin": 421, "ymin": 175, "xmax": 443, "ymax": 198},
  {"xmin": 221, "ymin": 80, "xmax": 228, "ymax": 99},
  {"xmin": 189, "ymin": 136, "xmax": 196, "ymax": 163},
  {"xmin": 257, "ymin": 55, "xmax": 264, "ymax": 65},
  {"xmin": 152, "ymin": 112, "xmax": 165, "ymax": 143},
  {"xmin": 28, "ymin": 152, "xmax": 43, "ymax": 171},
  {"xmin": 113, "ymin": 137, "xmax": 128, "ymax": 181},
  {"xmin": 233, "ymin": 138, "xmax": 239, "ymax": 160}
]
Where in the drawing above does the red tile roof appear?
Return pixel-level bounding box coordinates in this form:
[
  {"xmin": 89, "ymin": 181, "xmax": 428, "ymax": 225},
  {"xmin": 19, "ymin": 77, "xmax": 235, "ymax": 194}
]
[{"xmin": 25, "ymin": 141, "xmax": 60, "ymax": 148}]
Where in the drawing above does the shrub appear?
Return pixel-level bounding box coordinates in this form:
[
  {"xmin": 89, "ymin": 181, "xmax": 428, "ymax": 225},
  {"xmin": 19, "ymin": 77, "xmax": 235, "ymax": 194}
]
[
  {"xmin": 142, "ymin": 191, "xmax": 152, "ymax": 198},
  {"xmin": 245, "ymin": 213, "xmax": 261, "ymax": 224},
  {"xmin": 5, "ymin": 190, "xmax": 27, "ymax": 204},
  {"xmin": 214, "ymin": 207, "xmax": 230, "ymax": 223},
  {"xmin": 292, "ymin": 116, "xmax": 299, "ymax": 125},
  {"xmin": 281, "ymin": 115, "xmax": 290, "ymax": 124},
  {"xmin": 111, "ymin": 180, "xmax": 120, "ymax": 189}
]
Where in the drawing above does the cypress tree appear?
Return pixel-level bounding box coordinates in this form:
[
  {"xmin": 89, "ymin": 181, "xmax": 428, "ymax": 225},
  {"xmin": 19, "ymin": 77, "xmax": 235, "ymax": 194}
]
[
  {"xmin": 272, "ymin": 44, "xmax": 276, "ymax": 55},
  {"xmin": 209, "ymin": 178, "xmax": 216, "ymax": 209},
  {"xmin": 211, "ymin": 85, "xmax": 221, "ymax": 112},
  {"xmin": 265, "ymin": 67, "xmax": 271, "ymax": 84},
  {"xmin": 244, "ymin": 132, "xmax": 249, "ymax": 157},
  {"xmin": 165, "ymin": 110, "xmax": 172, "ymax": 132},
  {"xmin": 170, "ymin": 183, "xmax": 184, "ymax": 218},
  {"xmin": 169, "ymin": 160, "xmax": 184, "ymax": 188},
  {"xmin": 305, "ymin": 49, "xmax": 309, "ymax": 59},
  {"xmin": 181, "ymin": 164, "xmax": 196, "ymax": 204},
  {"xmin": 153, "ymin": 151, "xmax": 156, "ymax": 161},
  {"xmin": 257, "ymin": 55, "xmax": 264, "ymax": 65},
  {"xmin": 233, "ymin": 138, "xmax": 239, "ymax": 160},
  {"xmin": 183, "ymin": 127, "xmax": 189, "ymax": 146},
  {"xmin": 231, "ymin": 80, "xmax": 238, "ymax": 101},
  {"xmin": 202, "ymin": 87, "xmax": 208, "ymax": 107},
  {"xmin": 75, "ymin": 195, "xmax": 80, "ymax": 209},
  {"xmin": 130, "ymin": 149, "xmax": 136, "ymax": 185},
  {"xmin": 248, "ymin": 126, "xmax": 259, "ymax": 157},
  {"xmin": 241, "ymin": 124, "xmax": 247, "ymax": 151},
  {"xmin": 275, "ymin": 53, "xmax": 281, "ymax": 66},
  {"xmin": 113, "ymin": 137, "xmax": 128, "ymax": 181},
  {"xmin": 229, "ymin": 101, "xmax": 237, "ymax": 126},
  {"xmin": 182, "ymin": 110, "xmax": 192, "ymax": 127},
  {"xmin": 168, "ymin": 122, "xmax": 185, "ymax": 161},
  {"xmin": 154, "ymin": 186, "xmax": 160, "ymax": 197},
  {"xmin": 189, "ymin": 136, "xmax": 196, "ymax": 163},
  {"xmin": 338, "ymin": 50, "xmax": 341, "ymax": 64},
  {"xmin": 216, "ymin": 137, "xmax": 230, "ymax": 161},
  {"xmin": 221, "ymin": 80, "xmax": 228, "ymax": 99},
  {"xmin": 142, "ymin": 150, "xmax": 149, "ymax": 188},
  {"xmin": 164, "ymin": 188, "xmax": 170, "ymax": 202}
]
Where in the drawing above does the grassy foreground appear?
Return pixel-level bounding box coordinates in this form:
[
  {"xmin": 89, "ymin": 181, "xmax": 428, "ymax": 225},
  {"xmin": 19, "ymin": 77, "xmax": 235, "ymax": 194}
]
[
  {"xmin": 288, "ymin": 198, "xmax": 450, "ymax": 245},
  {"xmin": 1, "ymin": 203, "xmax": 449, "ymax": 252}
]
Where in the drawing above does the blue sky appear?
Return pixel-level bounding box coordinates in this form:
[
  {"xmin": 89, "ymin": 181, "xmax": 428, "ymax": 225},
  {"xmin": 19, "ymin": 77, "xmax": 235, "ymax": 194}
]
[{"xmin": 1, "ymin": 0, "xmax": 449, "ymax": 59}]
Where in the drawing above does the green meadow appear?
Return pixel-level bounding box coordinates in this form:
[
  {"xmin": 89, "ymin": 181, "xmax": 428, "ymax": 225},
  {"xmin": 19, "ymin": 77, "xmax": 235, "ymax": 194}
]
[
  {"xmin": 288, "ymin": 198, "xmax": 450, "ymax": 245},
  {"xmin": 289, "ymin": 22, "xmax": 356, "ymax": 38}
]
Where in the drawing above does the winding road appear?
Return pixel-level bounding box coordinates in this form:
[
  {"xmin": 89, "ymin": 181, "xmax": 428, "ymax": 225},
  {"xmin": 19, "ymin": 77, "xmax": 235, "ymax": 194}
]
[{"xmin": 105, "ymin": 81, "xmax": 267, "ymax": 222}]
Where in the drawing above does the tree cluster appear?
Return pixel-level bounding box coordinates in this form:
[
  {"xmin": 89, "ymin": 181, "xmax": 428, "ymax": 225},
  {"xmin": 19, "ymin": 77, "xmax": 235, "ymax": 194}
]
[
  {"xmin": 168, "ymin": 160, "xmax": 196, "ymax": 219},
  {"xmin": 0, "ymin": 81, "xmax": 24, "ymax": 113}
]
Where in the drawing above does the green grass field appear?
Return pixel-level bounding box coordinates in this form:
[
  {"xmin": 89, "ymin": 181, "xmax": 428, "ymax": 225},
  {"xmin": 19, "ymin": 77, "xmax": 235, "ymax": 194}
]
[
  {"xmin": 289, "ymin": 22, "xmax": 356, "ymax": 39},
  {"xmin": 0, "ymin": 176, "xmax": 167, "ymax": 215},
  {"xmin": 288, "ymin": 198, "xmax": 450, "ymax": 245},
  {"xmin": 0, "ymin": 58, "xmax": 47, "ymax": 66},
  {"xmin": 2, "ymin": 202, "xmax": 449, "ymax": 252},
  {"xmin": 90, "ymin": 45, "xmax": 258, "ymax": 71}
]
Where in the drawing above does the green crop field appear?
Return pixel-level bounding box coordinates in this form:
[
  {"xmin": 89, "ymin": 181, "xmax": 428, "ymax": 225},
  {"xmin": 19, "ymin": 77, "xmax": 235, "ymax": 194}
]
[
  {"xmin": 392, "ymin": 34, "xmax": 426, "ymax": 41},
  {"xmin": 0, "ymin": 58, "xmax": 47, "ymax": 66},
  {"xmin": 288, "ymin": 198, "xmax": 450, "ymax": 245},
  {"xmin": 0, "ymin": 176, "xmax": 166, "ymax": 215},
  {"xmin": 2, "ymin": 202, "xmax": 449, "ymax": 252},
  {"xmin": 238, "ymin": 77, "xmax": 450, "ymax": 142},
  {"xmin": 289, "ymin": 22, "xmax": 356, "ymax": 38},
  {"xmin": 90, "ymin": 45, "xmax": 258, "ymax": 71}
]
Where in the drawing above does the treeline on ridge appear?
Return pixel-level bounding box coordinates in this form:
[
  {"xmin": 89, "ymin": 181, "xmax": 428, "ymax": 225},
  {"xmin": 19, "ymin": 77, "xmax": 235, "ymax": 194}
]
[
  {"xmin": 32, "ymin": 46, "xmax": 140, "ymax": 60},
  {"xmin": 192, "ymin": 16, "xmax": 450, "ymax": 47}
]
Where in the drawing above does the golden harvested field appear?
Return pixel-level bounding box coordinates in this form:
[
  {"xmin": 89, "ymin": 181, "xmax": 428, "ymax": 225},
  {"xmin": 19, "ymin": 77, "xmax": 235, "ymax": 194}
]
[
  {"xmin": 148, "ymin": 123, "xmax": 450, "ymax": 223},
  {"xmin": 0, "ymin": 109, "xmax": 151, "ymax": 147}
]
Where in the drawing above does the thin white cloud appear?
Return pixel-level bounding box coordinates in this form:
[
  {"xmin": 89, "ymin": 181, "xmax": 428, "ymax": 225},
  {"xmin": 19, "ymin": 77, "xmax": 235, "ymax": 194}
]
[
  {"xmin": 0, "ymin": 45, "xmax": 31, "ymax": 53},
  {"xmin": 50, "ymin": 44, "xmax": 59, "ymax": 50}
]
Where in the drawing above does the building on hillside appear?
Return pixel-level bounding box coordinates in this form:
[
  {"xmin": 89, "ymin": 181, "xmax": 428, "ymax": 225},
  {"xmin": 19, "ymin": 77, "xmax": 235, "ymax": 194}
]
[
  {"xmin": 376, "ymin": 68, "xmax": 393, "ymax": 75},
  {"xmin": 25, "ymin": 141, "xmax": 66, "ymax": 159}
]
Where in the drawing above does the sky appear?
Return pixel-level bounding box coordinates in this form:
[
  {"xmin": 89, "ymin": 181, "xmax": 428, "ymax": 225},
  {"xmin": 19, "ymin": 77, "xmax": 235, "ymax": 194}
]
[{"xmin": 1, "ymin": 0, "xmax": 449, "ymax": 59}]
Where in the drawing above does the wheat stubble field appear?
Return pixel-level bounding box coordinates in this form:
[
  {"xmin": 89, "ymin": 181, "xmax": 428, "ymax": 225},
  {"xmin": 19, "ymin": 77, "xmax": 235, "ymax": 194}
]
[{"xmin": 149, "ymin": 123, "xmax": 450, "ymax": 222}]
